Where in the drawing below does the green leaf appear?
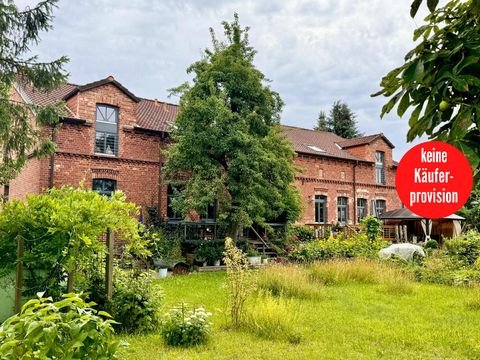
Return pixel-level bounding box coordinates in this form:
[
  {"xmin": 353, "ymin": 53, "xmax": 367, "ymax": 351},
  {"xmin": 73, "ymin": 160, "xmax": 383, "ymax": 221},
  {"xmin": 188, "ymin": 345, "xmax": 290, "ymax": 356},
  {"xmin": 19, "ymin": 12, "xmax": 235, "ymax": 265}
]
[
  {"xmin": 410, "ymin": 0, "xmax": 423, "ymax": 17},
  {"xmin": 397, "ymin": 92, "xmax": 411, "ymax": 117},
  {"xmin": 427, "ymin": 0, "xmax": 439, "ymax": 12}
]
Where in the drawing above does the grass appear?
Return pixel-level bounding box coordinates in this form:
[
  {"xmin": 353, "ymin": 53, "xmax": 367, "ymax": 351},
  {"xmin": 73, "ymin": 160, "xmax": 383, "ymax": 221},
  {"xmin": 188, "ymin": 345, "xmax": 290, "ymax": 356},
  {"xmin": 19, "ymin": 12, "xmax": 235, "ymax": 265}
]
[{"xmin": 121, "ymin": 263, "xmax": 480, "ymax": 359}]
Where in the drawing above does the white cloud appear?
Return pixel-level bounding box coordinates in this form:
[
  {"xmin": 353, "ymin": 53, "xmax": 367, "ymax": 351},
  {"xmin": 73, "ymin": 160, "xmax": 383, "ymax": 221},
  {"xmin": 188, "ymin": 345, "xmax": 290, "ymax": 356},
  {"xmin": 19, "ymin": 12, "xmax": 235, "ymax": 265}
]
[{"xmin": 19, "ymin": 0, "xmax": 430, "ymax": 158}]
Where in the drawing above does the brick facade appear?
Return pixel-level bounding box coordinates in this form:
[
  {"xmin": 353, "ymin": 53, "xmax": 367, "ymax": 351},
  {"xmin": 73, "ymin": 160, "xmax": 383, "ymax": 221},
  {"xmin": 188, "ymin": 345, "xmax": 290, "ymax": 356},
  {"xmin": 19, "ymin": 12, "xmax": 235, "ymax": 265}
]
[{"xmin": 9, "ymin": 76, "xmax": 401, "ymax": 224}]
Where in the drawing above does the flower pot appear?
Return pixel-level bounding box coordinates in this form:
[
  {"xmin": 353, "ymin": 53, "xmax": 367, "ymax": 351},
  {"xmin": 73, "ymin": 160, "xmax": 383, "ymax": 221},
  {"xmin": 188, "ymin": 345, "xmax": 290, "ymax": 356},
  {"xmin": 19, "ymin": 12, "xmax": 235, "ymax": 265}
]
[
  {"xmin": 247, "ymin": 256, "xmax": 261, "ymax": 265},
  {"xmin": 262, "ymin": 257, "xmax": 269, "ymax": 265},
  {"xmin": 158, "ymin": 268, "xmax": 168, "ymax": 278},
  {"xmin": 214, "ymin": 260, "xmax": 221, "ymax": 266}
]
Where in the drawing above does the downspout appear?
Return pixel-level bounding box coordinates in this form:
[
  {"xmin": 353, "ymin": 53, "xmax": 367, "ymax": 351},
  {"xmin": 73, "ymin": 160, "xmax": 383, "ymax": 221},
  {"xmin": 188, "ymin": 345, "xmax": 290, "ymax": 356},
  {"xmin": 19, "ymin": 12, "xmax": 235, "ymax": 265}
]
[
  {"xmin": 48, "ymin": 125, "xmax": 57, "ymax": 189},
  {"xmin": 353, "ymin": 161, "xmax": 358, "ymax": 225}
]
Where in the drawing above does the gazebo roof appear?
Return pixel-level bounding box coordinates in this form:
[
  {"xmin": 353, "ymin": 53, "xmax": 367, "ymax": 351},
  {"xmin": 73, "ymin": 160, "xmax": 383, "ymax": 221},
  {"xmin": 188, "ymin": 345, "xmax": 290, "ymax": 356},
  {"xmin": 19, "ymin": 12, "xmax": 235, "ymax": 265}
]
[{"xmin": 378, "ymin": 208, "xmax": 464, "ymax": 220}]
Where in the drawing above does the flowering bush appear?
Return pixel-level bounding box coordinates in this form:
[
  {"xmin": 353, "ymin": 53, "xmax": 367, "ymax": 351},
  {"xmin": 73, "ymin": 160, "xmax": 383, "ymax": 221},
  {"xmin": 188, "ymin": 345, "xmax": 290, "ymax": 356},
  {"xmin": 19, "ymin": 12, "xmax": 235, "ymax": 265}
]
[{"xmin": 161, "ymin": 303, "xmax": 212, "ymax": 347}]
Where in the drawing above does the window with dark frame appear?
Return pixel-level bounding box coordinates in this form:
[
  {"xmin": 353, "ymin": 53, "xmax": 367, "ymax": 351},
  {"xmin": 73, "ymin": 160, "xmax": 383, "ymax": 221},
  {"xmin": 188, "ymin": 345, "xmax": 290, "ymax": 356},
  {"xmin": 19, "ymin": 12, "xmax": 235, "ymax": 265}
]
[
  {"xmin": 376, "ymin": 199, "xmax": 386, "ymax": 216},
  {"xmin": 205, "ymin": 202, "xmax": 217, "ymax": 221},
  {"xmin": 337, "ymin": 196, "xmax": 348, "ymax": 224},
  {"xmin": 95, "ymin": 104, "xmax": 118, "ymax": 155},
  {"xmin": 357, "ymin": 198, "xmax": 367, "ymax": 222},
  {"xmin": 315, "ymin": 195, "xmax": 327, "ymax": 223},
  {"xmin": 92, "ymin": 179, "xmax": 116, "ymax": 197},
  {"xmin": 375, "ymin": 151, "xmax": 386, "ymax": 185}
]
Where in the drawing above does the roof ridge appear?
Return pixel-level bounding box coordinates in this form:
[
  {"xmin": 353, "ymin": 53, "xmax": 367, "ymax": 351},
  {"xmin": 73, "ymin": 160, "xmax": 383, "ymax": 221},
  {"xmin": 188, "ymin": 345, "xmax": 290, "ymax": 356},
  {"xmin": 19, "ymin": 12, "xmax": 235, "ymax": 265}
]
[
  {"xmin": 139, "ymin": 97, "xmax": 179, "ymax": 107},
  {"xmin": 281, "ymin": 124, "xmax": 342, "ymax": 136}
]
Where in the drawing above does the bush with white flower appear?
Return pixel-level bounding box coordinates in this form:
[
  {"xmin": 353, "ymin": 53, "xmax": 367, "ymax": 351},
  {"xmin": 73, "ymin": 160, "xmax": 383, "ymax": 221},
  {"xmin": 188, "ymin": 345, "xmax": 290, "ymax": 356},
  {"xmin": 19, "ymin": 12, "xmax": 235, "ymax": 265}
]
[{"xmin": 161, "ymin": 303, "xmax": 212, "ymax": 347}]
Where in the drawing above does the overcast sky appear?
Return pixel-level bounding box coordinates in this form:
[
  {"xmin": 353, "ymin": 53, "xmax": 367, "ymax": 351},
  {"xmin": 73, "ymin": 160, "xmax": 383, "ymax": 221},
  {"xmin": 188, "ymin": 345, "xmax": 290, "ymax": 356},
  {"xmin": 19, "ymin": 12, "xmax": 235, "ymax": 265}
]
[{"xmin": 19, "ymin": 0, "xmax": 430, "ymax": 159}]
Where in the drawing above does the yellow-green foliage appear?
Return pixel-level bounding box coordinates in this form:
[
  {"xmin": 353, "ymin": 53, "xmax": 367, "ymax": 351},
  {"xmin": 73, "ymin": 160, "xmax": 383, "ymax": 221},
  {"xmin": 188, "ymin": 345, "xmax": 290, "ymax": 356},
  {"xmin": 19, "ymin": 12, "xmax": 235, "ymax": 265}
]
[
  {"xmin": 289, "ymin": 233, "xmax": 388, "ymax": 263},
  {"xmin": 257, "ymin": 264, "xmax": 323, "ymax": 300},
  {"xmin": 244, "ymin": 293, "xmax": 301, "ymax": 344},
  {"xmin": 223, "ymin": 238, "xmax": 255, "ymax": 328}
]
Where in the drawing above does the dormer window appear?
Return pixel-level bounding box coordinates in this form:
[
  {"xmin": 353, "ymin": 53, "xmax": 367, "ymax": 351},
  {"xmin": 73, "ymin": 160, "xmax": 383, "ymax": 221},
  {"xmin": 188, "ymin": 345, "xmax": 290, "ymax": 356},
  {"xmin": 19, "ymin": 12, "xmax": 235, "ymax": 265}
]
[
  {"xmin": 95, "ymin": 104, "xmax": 118, "ymax": 155},
  {"xmin": 375, "ymin": 151, "xmax": 385, "ymax": 185}
]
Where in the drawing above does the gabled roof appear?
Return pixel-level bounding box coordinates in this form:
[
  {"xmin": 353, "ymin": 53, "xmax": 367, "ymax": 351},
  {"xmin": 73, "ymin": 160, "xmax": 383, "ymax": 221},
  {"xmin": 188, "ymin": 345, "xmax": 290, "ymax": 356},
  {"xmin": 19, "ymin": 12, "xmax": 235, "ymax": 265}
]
[
  {"xmin": 337, "ymin": 133, "xmax": 395, "ymax": 149},
  {"xmin": 18, "ymin": 81, "xmax": 77, "ymax": 106},
  {"xmin": 15, "ymin": 76, "xmax": 177, "ymax": 133},
  {"xmin": 281, "ymin": 125, "xmax": 365, "ymax": 162},
  {"xmin": 62, "ymin": 76, "xmax": 140, "ymax": 103}
]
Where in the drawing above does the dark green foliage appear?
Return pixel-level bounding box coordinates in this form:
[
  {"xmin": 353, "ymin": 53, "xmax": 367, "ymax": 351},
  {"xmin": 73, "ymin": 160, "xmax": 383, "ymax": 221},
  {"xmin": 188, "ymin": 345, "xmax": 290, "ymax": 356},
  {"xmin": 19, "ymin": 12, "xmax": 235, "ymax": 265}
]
[
  {"xmin": 288, "ymin": 224, "xmax": 316, "ymax": 242},
  {"xmin": 425, "ymin": 239, "xmax": 439, "ymax": 249},
  {"xmin": 314, "ymin": 111, "xmax": 329, "ymax": 132},
  {"xmin": 360, "ymin": 216, "xmax": 383, "ymax": 241},
  {"xmin": 445, "ymin": 231, "xmax": 480, "ymax": 265},
  {"xmin": 289, "ymin": 234, "xmax": 388, "ymax": 263},
  {"xmin": 315, "ymin": 101, "xmax": 361, "ymax": 138},
  {"xmin": 194, "ymin": 242, "xmax": 223, "ymax": 264},
  {"xmin": 0, "ymin": 0, "xmax": 68, "ymax": 186},
  {"xmin": 0, "ymin": 293, "xmax": 125, "ymax": 359},
  {"xmin": 109, "ymin": 269, "xmax": 162, "ymax": 334},
  {"xmin": 458, "ymin": 188, "xmax": 480, "ymax": 231},
  {"xmin": 163, "ymin": 14, "xmax": 301, "ymax": 238},
  {"xmin": 161, "ymin": 303, "xmax": 212, "ymax": 347},
  {"xmin": 373, "ymin": 0, "xmax": 480, "ymax": 183}
]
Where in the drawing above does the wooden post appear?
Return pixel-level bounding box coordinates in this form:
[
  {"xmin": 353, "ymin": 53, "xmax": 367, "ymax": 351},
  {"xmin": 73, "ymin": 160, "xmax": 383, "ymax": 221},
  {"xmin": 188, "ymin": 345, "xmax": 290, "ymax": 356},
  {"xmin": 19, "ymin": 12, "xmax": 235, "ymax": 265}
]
[
  {"xmin": 105, "ymin": 228, "xmax": 114, "ymax": 300},
  {"xmin": 15, "ymin": 235, "xmax": 24, "ymax": 314},
  {"xmin": 66, "ymin": 272, "xmax": 74, "ymax": 293}
]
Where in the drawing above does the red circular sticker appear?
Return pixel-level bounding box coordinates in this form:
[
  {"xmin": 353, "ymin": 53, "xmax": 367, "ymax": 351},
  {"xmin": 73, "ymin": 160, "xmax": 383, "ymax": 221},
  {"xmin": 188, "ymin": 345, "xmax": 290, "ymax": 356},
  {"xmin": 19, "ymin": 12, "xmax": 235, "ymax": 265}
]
[{"xmin": 396, "ymin": 141, "xmax": 472, "ymax": 219}]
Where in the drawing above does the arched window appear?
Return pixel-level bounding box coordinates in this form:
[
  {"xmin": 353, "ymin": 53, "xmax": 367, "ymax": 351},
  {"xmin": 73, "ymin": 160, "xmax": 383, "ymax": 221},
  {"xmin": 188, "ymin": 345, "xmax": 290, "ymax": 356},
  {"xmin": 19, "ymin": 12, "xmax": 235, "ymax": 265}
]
[{"xmin": 95, "ymin": 104, "xmax": 118, "ymax": 155}]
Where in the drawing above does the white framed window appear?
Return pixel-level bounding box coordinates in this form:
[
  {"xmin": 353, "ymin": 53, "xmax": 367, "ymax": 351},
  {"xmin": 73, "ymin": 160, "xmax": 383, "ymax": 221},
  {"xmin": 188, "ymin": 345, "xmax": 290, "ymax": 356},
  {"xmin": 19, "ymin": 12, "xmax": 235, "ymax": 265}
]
[
  {"xmin": 92, "ymin": 178, "xmax": 116, "ymax": 197},
  {"xmin": 375, "ymin": 151, "xmax": 385, "ymax": 185}
]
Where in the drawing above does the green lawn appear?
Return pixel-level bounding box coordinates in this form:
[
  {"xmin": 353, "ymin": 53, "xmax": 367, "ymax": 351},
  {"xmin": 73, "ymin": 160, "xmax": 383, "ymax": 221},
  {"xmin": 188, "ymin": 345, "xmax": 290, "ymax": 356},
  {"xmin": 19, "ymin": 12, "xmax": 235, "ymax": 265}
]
[{"xmin": 122, "ymin": 271, "xmax": 480, "ymax": 360}]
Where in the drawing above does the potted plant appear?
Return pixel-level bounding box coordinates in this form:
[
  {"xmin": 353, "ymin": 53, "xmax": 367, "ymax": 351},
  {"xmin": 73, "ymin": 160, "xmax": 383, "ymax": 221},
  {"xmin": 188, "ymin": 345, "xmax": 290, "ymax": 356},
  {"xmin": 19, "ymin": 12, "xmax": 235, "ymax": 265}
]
[
  {"xmin": 261, "ymin": 255, "xmax": 269, "ymax": 265},
  {"xmin": 147, "ymin": 228, "xmax": 183, "ymax": 277},
  {"xmin": 195, "ymin": 243, "xmax": 223, "ymax": 266},
  {"xmin": 246, "ymin": 246, "xmax": 261, "ymax": 265}
]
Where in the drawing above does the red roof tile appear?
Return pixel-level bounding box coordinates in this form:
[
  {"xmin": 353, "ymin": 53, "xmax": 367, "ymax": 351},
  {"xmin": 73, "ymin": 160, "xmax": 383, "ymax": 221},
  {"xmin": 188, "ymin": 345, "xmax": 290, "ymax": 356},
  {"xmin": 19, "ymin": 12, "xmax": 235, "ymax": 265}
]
[
  {"xmin": 337, "ymin": 133, "xmax": 395, "ymax": 149},
  {"xmin": 136, "ymin": 98, "xmax": 179, "ymax": 132},
  {"xmin": 281, "ymin": 125, "xmax": 365, "ymax": 162}
]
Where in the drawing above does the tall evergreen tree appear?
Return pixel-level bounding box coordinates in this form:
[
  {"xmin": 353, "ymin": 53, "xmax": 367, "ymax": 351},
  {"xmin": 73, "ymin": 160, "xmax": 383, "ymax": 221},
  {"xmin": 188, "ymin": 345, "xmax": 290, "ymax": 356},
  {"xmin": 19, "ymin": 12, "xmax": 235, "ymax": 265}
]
[
  {"xmin": 328, "ymin": 100, "xmax": 361, "ymax": 139},
  {"xmin": 314, "ymin": 110, "xmax": 330, "ymax": 132},
  {"xmin": 315, "ymin": 101, "xmax": 361, "ymax": 138},
  {"xmin": 0, "ymin": 0, "xmax": 68, "ymax": 187},
  {"xmin": 164, "ymin": 14, "xmax": 301, "ymax": 239}
]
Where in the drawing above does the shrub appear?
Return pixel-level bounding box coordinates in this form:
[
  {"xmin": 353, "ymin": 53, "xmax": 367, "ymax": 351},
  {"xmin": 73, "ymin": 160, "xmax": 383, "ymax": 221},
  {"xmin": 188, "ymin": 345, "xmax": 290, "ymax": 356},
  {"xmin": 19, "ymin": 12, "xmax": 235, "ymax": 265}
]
[
  {"xmin": 257, "ymin": 264, "xmax": 323, "ymax": 300},
  {"xmin": 445, "ymin": 231, "xmax": 480, "ymax": 265},
  {"xmin": 161, "ymin": 303, "xmax": 212, "ymax": 347},
  {"xmin": 195, "ymin": 242, "xmax": 223, "ymax": 265},
  {"xmin": 289, "ymin": 233, "xmax": 387, "ymax": 262},
  {"xmin": 360, "ymin": 216, "xmax": 382, "ymax": 241},
  {"xmin": 0, "ymin": 293, "xmax": 125, "ymax": 359},
  {"xmin": 425, "ymin": 239, "xmax": 439, "ymax": 249},
  {"xmin": 224, "ymin": 237, "xmax": 255, "ymax": 328},
  {"xmin": 244, "ymin": 293, "xmax": 301, "ymax": 344},
  {"xmin": 109, "ymin": 269, "xmax": 162, "ymax": 334},
  {"xmin": 288, "ymin": 225, "xmax": 315, "ymax": 242}
]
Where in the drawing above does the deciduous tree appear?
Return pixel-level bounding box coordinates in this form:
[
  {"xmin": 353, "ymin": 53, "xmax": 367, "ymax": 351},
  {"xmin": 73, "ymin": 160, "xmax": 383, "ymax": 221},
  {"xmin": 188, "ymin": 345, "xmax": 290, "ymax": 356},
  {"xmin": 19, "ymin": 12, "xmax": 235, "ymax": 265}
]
[
  {"xmin": 164, "ymin": 14, "xmax": 301, "ymax": 239},
  {"xmin": 373, "ymin": 0, "xmax": 480, "ymax": 181}
]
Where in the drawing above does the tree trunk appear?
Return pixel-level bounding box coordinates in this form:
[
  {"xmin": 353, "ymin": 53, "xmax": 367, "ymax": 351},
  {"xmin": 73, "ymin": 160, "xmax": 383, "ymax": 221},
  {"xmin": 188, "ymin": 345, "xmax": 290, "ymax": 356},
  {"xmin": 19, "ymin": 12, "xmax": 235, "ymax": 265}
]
[{"xmin": 227, "ymin": 222, "xmax": 241, "ymax": 243}]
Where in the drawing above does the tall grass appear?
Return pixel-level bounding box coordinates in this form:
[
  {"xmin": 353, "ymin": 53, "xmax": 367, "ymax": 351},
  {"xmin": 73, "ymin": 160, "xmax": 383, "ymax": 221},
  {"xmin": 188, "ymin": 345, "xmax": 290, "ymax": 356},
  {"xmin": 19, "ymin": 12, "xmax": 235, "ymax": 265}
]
[
  {"xmin": 257, "ymin": 264, "xmax": 323, "ymax": 300},
  {"xmin": 308, "ymin": 259, "xmax": 414, "ymax": 295},
  {"xmin": 244, "ymin": 292, "xmax": 301, "ymax": 344}
]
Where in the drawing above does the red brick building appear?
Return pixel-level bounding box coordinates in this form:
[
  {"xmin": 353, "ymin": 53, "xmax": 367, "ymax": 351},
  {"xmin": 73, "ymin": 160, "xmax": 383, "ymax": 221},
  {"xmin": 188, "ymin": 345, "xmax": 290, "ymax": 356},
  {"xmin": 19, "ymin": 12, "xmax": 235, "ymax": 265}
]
[{"xmin": 8, "ymin": 76, "xmax": 401, "ymax": 225}]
